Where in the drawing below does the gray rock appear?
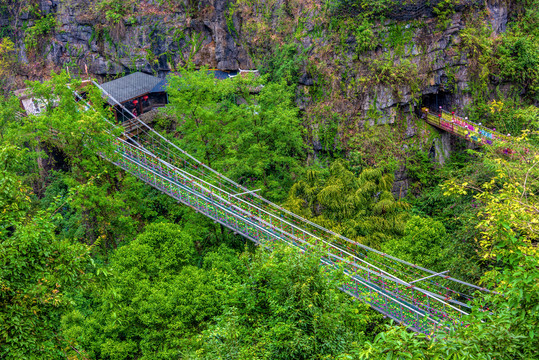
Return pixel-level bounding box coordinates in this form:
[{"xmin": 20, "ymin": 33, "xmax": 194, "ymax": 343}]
[
  {"xmin": 487, "ymin": 0, "xmax": 508, "ymax": 34},
  {"xmin": 299, "ymin": 73, "xmax": 314, "ymax": 86},
  {"xmin": 91, "ymin": 58, "xmax": 125, "ymax": 75}
]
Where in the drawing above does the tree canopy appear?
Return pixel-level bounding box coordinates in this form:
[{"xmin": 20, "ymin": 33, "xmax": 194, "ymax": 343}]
[{"xmin": 1, "ymin": 10, "xmax": 538, "ymax": 355}]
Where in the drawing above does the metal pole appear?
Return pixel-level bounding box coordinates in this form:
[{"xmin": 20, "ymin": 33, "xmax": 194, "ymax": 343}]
[
  {"xmin": 231, "ymin": 189, "xmax": 261, "ymax": 198},
  {"xmin": 409, "ymin": 270, "xmax": 449, "ymax": 284}
]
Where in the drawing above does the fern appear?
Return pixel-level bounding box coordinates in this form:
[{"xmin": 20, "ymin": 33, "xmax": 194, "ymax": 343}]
[{"xmin": 284, "ymin": 159, "xmax": 409, "ymax": 249}]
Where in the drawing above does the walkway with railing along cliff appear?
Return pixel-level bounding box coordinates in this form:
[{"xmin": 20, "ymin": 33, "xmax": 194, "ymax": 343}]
[{"xmin": 422, "ymin": 107, "xmax": 512, "ymax": 147}]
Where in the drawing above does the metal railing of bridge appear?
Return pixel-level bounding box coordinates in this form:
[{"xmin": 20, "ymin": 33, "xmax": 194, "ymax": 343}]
[{"xmin": 67, "ymin": 81, "xmax": 495, "ymax": 335}]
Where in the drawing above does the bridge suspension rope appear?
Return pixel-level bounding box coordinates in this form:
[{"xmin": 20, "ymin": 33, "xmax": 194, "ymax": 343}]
[{"xmin": 71, "ymin": 81, "xmax": 496, "ymax": 334}]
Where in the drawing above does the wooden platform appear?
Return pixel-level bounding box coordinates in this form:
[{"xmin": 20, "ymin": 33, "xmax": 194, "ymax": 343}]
[{"xmin": 119, "ymin": 108, "xmax": 162, "ymax": 140}]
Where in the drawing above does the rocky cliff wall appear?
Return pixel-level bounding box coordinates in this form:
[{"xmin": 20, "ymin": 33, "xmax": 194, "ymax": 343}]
[
  {"xmin": 3, "ymin": 1, "xmax": 509, "ymax": 85},
  {"xmin": 235, "ymin": 0, "xmax": 510, "ymax": 169},
  {"xmin": 1, "ymin": 0, "xmax": 253, "ymax": 82},
  {"xmin": 2, "ymin": 0, "xmax": 513, "ymax": 189}
]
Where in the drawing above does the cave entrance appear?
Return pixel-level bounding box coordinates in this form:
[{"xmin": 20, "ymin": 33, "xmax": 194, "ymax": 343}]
[{"xmin": 421, "ymin": 92, "xmax": 453, "ymax": 112}]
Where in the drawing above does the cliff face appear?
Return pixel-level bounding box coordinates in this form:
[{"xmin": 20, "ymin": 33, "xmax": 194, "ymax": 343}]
[
  {"xmin": 224, "ymin": 0, "xmax": 510, "ymax": 168},
  {"xmin": 6, "ymin": 1, "xmax": 508, "ymax": 80},
  {"xmin": 3, "ymin": 0, "xmax": 512, "ymax": 170},
  {"xmin": 3, "ymin": 0, "xmax": 252, "ymax": 80}
]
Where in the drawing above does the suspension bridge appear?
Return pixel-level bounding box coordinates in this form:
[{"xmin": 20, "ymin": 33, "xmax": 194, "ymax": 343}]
[{"xmin": 67, "ymin": 81, "xmax": 498, "ymax": 335}]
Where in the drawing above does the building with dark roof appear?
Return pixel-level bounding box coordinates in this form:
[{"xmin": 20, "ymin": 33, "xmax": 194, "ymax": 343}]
[
  {"xmin": 100, "ymin": 72, "xmax": 168, "ymax": 122},
  {"xmin": 100, "ymin": 69, "xmax": 257, "ymax": 123}
]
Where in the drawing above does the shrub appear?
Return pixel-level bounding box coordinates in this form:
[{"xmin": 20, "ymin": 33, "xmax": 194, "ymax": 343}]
[{"xmin": 24, "ymin": 14, "xmax": 57, "ymax": 50}]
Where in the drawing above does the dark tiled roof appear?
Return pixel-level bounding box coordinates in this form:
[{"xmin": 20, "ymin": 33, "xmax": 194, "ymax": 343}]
[
  {"xmin": 102, "ymin": 70, "xmax": 246, "ymax": 104},
  {"xmin": 211, "ymin": 70, "xmax": 238, "ymax": 79},
  {"xmin": 150, "ymin": 77, "xmax": 169, "ymax": 93},
  {"xmin": 101, "ymin": 72, "xmax": 163, "ymax": 104}
]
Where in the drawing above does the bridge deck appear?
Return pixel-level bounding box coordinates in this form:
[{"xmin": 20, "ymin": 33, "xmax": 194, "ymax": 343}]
[{"xmin": 76, "ymin": 82, "xmax": 494, "ymax": 335}]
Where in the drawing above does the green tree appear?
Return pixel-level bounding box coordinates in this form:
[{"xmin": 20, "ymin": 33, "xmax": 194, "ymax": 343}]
[
  {"xmin": 5, "ymin": 72, "xmax": 117, "ymax": 189},
  {"xmin": 195, "ymin": 245, "xmax": 384, "ymax": 359},
  {"xmin": 441, "ymin": 137, "xmax": 539, "ymax": 259},
  {"xmin": 221, "ymin": 79, "xmax": 304, "ymax": 200},
  {"xmin": 349, "ymin": 135, "xmax": 539, "ymax": 359},
  {"xmin": 348, "ymin": 230, "xmax": 538, "ymax": 360},
  {"xmin": 0, "ymin": 145, "xmax": 91, "ymax": 359},
  {"xmin": 0, "ymin": 95, "xmax": 20, "ymax": 141},
  {"xmin": 9, "ymin": 72, "xmax": 160, "ymax": 250},
  {"xmin": 165, "ymin": 68, "xmax": 237, "ymax": 168},
  {"xmin": 381, "ymin": 215, "xmax": 448, "ymax": 272},
  {"xmin": 63, "ymin": 222, "xmax": 227, "ymax": 359},
  {"xmin": 497, "ymin": 0, "xmax": 539, "ymax": 100},
  {"xmin": 165, "ymin": 68, "xmax": 304, "ymax": 201}
]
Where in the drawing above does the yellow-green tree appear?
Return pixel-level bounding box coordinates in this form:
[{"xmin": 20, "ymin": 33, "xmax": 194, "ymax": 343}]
[
  {"xmin": 0, "ymin": 38, "xmax": 15, "ymax": 78},
  {"xmin": 441, "ymin": 135, "xmax": 539, "ymax": 260},
  {"xmin": 284, "ymin": 159, "xmax": 409, "ymax": 249}
]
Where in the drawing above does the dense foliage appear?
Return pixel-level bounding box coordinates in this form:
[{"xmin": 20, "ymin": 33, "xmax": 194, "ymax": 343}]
[
  {"xmin": 284, "ymin": 160, "xmax": 409, "ymax": 249},
  {"xmin": 164, "ymin": 68, "xmax": 304, "ymax": 201},
  {"xmin": 1, "ymin": 0, "xmax": 539, "ymax": 358},
  {"xmin": 0, "ymin": 146, "xmax": 92, "ymax": 358}
]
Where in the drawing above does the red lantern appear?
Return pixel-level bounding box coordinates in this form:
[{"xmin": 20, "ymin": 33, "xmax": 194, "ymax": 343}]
[
  {"xmin": 143, "ymin": 95, "xmax": 149, "ymax": 101},
  {"xmin": 133, "ymin": 100, "xmax": 139, "ymax": 105}
]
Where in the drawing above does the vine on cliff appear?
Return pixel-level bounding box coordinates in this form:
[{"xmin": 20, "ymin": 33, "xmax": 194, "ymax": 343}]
[{"xmin": 24, "ymin": 14, "xmax": 57, "ymax": 51}]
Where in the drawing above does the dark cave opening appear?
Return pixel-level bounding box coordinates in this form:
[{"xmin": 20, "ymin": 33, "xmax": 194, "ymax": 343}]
[{"xmin": 420, "ymin": 92, "xmax": 454, "ymax": 112}]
